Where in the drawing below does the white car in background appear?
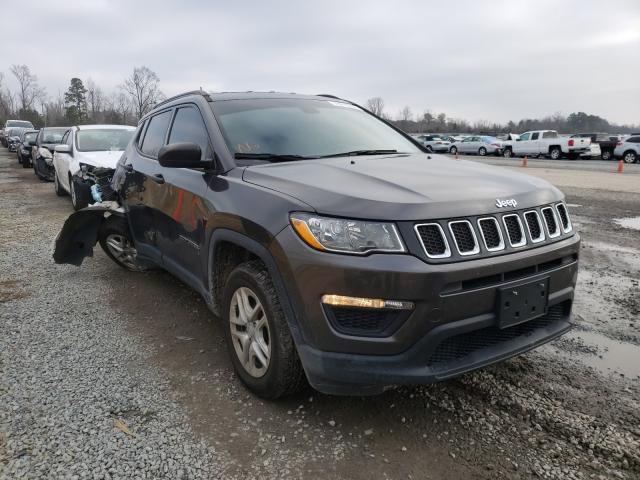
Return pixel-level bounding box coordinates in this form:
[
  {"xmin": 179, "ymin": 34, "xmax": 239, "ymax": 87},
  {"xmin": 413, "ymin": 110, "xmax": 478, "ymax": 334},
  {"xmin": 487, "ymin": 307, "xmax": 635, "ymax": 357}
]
[{"xmin": 52, "ymin": 125, "xmax": 135, "ymax": 210}]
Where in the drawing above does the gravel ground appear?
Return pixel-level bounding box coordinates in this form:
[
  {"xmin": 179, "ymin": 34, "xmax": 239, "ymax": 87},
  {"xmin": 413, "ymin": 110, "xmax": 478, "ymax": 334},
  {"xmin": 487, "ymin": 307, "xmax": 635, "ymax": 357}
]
[{"xmin": 1, "ymin": 150, "xmax": 639, "ymax": 479}]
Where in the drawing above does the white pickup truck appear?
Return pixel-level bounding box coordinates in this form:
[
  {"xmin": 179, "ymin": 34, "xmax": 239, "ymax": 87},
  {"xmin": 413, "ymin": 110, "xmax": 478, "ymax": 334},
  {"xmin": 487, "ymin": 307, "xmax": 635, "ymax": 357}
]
[{"xmin": 502, "ymin": 130, "xmax": 591, "ymax": 160}]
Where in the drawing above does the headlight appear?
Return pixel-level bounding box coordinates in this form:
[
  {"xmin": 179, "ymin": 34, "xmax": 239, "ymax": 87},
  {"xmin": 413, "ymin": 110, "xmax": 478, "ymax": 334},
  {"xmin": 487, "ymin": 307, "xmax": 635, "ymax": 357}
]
[
  {"xmin": 290, "ymin": 213, "xmax": 405, "ymax": 254},
  {"xmin": 38, "ymin": 147, "xmax": 52, "ymax": 159}
]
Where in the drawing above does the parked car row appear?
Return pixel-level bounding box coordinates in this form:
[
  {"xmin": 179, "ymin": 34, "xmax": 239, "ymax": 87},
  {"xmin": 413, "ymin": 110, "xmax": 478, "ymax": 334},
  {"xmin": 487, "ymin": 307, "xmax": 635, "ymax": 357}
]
[
  {"xmin": 411, "ymin": 130, "xmax": 638, "ymax": 162},
  {"xmin": 2, "ymin": 119, "xmax": 136, "ymax": 209}
]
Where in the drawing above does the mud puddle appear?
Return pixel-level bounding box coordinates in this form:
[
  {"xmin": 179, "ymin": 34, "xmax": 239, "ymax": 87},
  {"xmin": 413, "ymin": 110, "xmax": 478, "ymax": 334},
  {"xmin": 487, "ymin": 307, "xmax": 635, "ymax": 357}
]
[
  {"xmin": 548, "ymin": 328, "xmax": 640, "ymax": 379},
  {"xmin": 614, "ymin": 216, "xmax": 640, "ymax": 231}
]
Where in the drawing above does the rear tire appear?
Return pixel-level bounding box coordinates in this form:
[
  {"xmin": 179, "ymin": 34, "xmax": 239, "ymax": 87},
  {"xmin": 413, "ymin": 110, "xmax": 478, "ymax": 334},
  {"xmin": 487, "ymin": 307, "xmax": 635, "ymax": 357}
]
[
  {"xmin": 549, "ymin": 147, "xmax": 562, "ymax": 160},
  {"xmin": 98, "ymin": 216, "xmax": 147, "ymax": 271},
  {"xmin": 478, "ymin": 147, "xmax": 487, "ymax": 156},
  {"xmin": 449, "ymin": 146, "xmax": 458, "ymax": 155},
  {"xmin": 503, "ymin": 148, "xmax": 513, "ymax": 158},
  {"xmin": 601, "ymin": 150, "xmax": 612, "ymax": 161},
  {"xmin": 222, "ymin": 261, "xmax": 305, "ymax": 399}
]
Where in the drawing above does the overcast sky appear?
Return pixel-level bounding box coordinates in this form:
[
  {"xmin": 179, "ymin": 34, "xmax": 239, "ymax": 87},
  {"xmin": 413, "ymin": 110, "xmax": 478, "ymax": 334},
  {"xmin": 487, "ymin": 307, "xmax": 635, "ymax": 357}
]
[{"xmin": 1, "ymin": 0, "xmax": 639, "ymax": 125}]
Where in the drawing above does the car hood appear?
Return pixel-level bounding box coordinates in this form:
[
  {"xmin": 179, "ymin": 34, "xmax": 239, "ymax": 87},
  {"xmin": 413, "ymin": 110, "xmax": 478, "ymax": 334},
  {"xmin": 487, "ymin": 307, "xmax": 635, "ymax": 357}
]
[
  {"xmin": 76, "ymin": 150, "xmax": 124, "ymax": 170},
  {"xmin": 242, "ymin": 153, "xmax": 563, "ymax": 220}
]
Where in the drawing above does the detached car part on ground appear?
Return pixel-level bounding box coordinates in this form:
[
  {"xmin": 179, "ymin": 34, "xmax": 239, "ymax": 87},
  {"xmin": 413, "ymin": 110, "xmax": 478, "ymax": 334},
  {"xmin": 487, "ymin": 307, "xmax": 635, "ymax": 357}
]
[{"xmin": 54, "ymin": 91, "xmax": 580, "ymax": 399}]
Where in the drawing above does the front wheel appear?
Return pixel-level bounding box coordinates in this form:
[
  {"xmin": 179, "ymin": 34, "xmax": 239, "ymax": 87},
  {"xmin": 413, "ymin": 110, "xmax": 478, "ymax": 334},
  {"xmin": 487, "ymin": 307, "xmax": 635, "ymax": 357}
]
[
  {"xmin": 223, "ymin": 261, "xmax": 305, "ymax": 399},
  {"xmin": 601, "ymin": 150, "xmax": 612, "ymax": 161},
  {"xmin": 549, "ymin": 147, "xmax": 562, "ymax": 160},
  {"xmin": 449, "ymin": 146, "xmax": 458, "ymax": 155},
  {"xmin": 54, "ymin": 170, "xmax": 67, "ymax": 197},
  {"xmin": 623, "ymin": 151, "xmax": 638, "ymax": 164},
  {"xmin": 503, "ymin": 148, "xmax": 513, "ymax": 158},
  {"xmin": 478, "ymin": 147, "xmax": 487, "ymax": 156}
]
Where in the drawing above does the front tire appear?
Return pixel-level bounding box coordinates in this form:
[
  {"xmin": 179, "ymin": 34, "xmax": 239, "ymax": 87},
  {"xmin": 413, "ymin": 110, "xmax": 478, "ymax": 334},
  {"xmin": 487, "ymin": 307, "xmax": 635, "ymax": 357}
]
[
  {"xmin": 549, "ymin": 147, "xmax": 562, "ymax": 160},
  {"xmin": 623, "ymin": 151, "xmax": 638, "ymax": 164},
  {"xmin": 54, "ymin": 170, "xmax": 67, "ymax": 196},
  {"xmin": 222, "ymin": 261, "xmax": 305, "ymax": 399},
  {"xmin": 69, "ymin": 175, "xmax": 91, "ymax": 210},
  {"xmin": 503, "ymin": 148, "xmax": 513, "ymax": 158}
]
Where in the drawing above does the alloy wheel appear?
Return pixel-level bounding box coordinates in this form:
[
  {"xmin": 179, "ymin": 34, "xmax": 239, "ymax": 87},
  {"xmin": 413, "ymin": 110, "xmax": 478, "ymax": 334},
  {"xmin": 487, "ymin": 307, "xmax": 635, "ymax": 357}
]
[
  {"xmin": 623, "ymin": 152, "xmax": 637, "ymax": 164},
  {"xmin": 229, "ymin": 287, "xmax": 271, "ymax": 378},
  {"xmin": 104, "ymin": 234, "xmax": 141, "ymax": 270}
]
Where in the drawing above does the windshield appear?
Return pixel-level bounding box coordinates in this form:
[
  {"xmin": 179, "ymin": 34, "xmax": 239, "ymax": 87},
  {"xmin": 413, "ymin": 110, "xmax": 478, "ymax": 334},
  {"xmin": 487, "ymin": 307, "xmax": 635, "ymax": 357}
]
[
  {"xmin": 24, "ymin": 132, "xmax": 37, "ymax": 143},
  {"xmin": 6, "ymin": 120, "xmax": 33, "ymax": 129},
  {"xmin": 76, "ymin": 129, "xmax": 134, "ymax": 152},
  {"xmin": 7, "ymin": 128, "xmax": 26, "ymax": 137},
  {"xmin": 213, "ymin": 98, "xmax": 420, "ymax": 161},
  {"xmin": 41, "ymin": 128, "xmax": 69, "ymax": 144}
]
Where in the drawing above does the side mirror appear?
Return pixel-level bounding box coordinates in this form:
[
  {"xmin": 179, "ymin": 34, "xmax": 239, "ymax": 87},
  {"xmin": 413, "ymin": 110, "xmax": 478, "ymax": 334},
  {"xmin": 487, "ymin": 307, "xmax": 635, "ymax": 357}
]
[
  {"xmin": 54, "ymin": 144, "xmax": 72, "ymax": 154},
  {"xmin": 158, "ymin": 142, "xmax": 212, "ymax": 169}
]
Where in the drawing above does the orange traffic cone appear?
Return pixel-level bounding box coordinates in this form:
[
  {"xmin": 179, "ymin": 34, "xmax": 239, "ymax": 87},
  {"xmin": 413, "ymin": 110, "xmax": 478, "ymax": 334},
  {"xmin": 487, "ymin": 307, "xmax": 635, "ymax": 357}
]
[
  {"xmin": 522, "ymin": 155, "xmax": 528, "ymax": 168},
  {"xmin": 617, "ymin": 160, "xmax": 624, "ymax": 173}
]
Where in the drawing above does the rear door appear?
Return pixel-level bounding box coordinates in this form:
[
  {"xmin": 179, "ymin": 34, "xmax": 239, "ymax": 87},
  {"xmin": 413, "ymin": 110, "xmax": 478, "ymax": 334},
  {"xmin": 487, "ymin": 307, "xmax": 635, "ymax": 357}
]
[{"xmin": 529, "ymin": 131, "xmax": 540, "ymax": 154}]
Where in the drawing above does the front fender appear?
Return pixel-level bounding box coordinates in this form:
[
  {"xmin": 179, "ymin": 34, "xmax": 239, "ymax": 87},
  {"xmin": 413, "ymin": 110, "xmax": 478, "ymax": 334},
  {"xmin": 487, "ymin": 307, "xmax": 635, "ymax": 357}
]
[{"xmin": 53, "ymin": 202, "xmax": 124, "ymax": 266}]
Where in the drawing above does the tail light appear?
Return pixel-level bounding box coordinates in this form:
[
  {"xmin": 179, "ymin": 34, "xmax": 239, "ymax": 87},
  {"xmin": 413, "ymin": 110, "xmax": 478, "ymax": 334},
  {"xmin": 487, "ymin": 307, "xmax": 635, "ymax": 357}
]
[
  {"xmin": 568, "ymin": 139, "xmax": 574, "ymax": 146},
  {"xmin": 436, "ymin": 141, "xmax": 442, "ymax": 144}
]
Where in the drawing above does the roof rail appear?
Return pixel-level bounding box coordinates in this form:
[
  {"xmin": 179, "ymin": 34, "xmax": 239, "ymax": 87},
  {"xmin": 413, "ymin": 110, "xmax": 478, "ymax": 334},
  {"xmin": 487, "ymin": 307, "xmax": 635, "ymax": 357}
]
[
  {"xmin": 316, "ymin": 94, "xmax": 342, "ymax": 100},
  {"xmin": 152, "ymin": 89, "xmax": 212, "ymax": 110}
]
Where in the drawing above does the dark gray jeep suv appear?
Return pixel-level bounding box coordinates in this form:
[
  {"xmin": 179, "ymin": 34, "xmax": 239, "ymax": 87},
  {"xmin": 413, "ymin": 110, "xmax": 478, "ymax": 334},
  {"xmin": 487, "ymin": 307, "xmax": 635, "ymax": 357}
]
[{"xmin": 54, "ymin": 91, "xmax": 580, "ymax": 398}]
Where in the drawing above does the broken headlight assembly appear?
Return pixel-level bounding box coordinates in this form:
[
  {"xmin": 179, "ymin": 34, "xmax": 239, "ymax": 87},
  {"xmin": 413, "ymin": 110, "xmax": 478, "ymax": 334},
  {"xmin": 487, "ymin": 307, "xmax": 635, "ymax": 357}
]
[{"xmin": 290, "ymin": 213, "xmax": 405, "ymax": 254}]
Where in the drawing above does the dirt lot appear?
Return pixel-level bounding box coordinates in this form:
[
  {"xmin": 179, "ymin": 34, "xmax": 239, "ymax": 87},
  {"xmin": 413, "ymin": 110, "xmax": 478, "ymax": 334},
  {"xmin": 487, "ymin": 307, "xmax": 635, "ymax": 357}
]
[{"xmin": 1, "ymin": 149, "xmax": 639, "ymax": 479}]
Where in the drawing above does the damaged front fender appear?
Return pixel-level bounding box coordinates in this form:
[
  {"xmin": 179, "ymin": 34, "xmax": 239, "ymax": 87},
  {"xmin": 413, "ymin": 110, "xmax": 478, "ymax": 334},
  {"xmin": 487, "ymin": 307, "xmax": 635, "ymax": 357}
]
[{"xmin": 53, "ymin": 201, "xmax": 124, "ymax": 266}]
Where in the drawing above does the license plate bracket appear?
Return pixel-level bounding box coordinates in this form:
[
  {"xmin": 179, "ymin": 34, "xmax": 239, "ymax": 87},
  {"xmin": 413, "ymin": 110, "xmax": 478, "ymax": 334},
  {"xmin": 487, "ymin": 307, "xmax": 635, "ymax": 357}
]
[{"xmin": 497, "ymin": 278, "xmax": 549, "ymax": 329}]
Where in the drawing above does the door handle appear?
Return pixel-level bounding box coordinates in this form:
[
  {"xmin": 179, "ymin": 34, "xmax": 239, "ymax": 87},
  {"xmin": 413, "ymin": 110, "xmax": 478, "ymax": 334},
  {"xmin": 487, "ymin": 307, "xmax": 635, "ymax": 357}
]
[{"xmin": 150, "ymin": 173, "xmax": 165, "ymax": 184}]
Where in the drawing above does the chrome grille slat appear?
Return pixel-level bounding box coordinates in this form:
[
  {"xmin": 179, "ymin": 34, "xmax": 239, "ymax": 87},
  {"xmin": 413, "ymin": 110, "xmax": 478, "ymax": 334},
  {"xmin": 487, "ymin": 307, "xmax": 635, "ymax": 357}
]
[
  {"xmin": 524, "ymin": 211, "xmax": 545, "ymax": 243},
  {"xmin": 414, "ymin": 223, "xmax": 451, "ymax": 258},
  {"xmin": 477, "ymin": 217, "xmax": 505, "ymax": 251},
  {"xmin": 541, "ymin": 207, "xmax": 560, "ymax": 238},
  {"xmin": 502, "ymin": 214, "xmax": 527, "ymax": 247},
  {"xmin": 448, "ymin": 220, "xmax": 480, "ymax": 256},
  {"xmin": 555, "ymin": 203, "xmax": 572, "ymax": 233}
]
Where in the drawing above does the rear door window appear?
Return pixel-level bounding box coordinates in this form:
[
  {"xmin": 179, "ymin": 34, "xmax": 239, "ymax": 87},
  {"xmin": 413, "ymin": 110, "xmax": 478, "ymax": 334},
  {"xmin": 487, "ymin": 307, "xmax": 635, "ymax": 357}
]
[
  {"xmin": 140, "ymin": 110, "xmax": 172, "ymax": 158},
  {"xmin": 531, "ymin": 132, "xmax": 539, "ymax": 140}
]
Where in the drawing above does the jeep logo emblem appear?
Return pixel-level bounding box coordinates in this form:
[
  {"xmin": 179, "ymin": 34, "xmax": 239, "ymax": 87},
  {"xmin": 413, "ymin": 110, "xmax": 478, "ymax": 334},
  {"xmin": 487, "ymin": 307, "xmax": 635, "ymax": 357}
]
[{"xmin": 496, "ymin": 198, "xmax": 518, "ymax": 208}]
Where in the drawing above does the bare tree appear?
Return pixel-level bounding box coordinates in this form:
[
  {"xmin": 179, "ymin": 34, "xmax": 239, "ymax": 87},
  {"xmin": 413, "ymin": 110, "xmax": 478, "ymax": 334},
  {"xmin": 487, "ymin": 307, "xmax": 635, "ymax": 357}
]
[
  {"xmin": 10, "ymin": 64, "xmax": 45, "ymax": 111},
  {"xmin": 399, "ymin": 106, "xmax": 413, "ymax": 122},
  {"xmin": 366, "ymin": 97, "xmax": 385, "ymax": 117},
  {"xmin": 121, "ymin": 66, "xmax": 164, "ymax": 119},
  {"xmin": 86, "ymin": 78, "xmax": 104, "ymax": 123},
  {"xmin": 109, "ymin": 91, "xmax": 132, "ymax": 124}
]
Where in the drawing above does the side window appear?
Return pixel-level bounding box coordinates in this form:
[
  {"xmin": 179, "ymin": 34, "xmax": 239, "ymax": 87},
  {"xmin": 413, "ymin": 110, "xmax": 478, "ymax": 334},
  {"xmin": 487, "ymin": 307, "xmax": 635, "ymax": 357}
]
[
  {"xmin": 140, "ymin": 110, "xmax": 172, "ymax": 158},
  {"xmin": 542, "ymin": 131, "xmax": 558, "ymax": 139},
  {"xmin": 168, "ymin": 106, "xmax": 211, "ymax": 159},
  {"xmin": 520, "ymin": 133, "xmax": 531, "ymax": 141},
  {"xmin": 627, "ymin": 136, "xmax": 640, "ymax": 143},
  {"xmin": 531, "ymin": 132, "xmax": 539, "ymax": 140}
]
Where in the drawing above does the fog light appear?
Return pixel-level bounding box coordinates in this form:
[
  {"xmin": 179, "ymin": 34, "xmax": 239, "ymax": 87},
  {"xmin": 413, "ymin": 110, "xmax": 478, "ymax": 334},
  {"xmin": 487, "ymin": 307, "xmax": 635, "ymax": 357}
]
[{"xmin": 321, "ymin": 294, "xmax": 414, "ymax": 310}]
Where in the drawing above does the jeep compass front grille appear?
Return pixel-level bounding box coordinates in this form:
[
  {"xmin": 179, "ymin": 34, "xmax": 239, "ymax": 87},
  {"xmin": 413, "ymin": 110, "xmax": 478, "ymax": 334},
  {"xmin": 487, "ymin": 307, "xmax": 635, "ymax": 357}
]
[{"xmin": 414, "ymin": 203, "xmax": 573, "ymax": 262}]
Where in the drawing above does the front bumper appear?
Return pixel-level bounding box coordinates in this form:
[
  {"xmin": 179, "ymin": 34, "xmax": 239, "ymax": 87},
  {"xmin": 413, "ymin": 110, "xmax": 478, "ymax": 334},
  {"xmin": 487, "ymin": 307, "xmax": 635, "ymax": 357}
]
[{"xmin": 273, "ymin": 226, "xmax": 580, "ymax": 394}]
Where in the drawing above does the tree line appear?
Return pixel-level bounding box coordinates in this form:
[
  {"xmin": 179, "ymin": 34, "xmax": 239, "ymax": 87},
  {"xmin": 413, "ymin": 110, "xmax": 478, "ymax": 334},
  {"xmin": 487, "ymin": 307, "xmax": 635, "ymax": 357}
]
[
  {"xmin": 366, "ymin": 97, "xmax": 639, "ymax": 135},
  {"xmin": 0, "ymin": 65, "xmax": 164, "ymax": 128}
]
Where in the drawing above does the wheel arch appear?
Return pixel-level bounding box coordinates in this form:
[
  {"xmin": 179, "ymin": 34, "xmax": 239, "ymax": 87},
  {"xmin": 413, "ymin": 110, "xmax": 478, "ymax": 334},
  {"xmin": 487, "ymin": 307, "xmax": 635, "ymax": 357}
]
[{"xmin": 207, "ymin": 229, "xmax": 305, "ymax": 346}]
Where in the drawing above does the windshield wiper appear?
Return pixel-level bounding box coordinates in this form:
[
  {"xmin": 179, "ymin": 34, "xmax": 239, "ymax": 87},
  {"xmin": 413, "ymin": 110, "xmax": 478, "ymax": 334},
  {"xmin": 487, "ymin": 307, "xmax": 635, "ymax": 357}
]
[
  {"xmin": 318, "ymin": 149, "xmax": 399, "ymax": 158},
  {"xmin": 234, "ymin": 153, "xmax": 317, "ymax": 162}
]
